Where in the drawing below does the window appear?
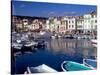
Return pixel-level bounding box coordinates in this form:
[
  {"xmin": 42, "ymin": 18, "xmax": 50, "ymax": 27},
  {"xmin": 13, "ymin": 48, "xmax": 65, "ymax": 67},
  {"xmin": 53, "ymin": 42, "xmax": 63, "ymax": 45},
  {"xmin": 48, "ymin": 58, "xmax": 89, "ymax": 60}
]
[
  {"xmin": 95, "ymin": 25, "xmax": 97, "ymax": 29},
  {"xmin": 95, "ymin": 20, "xmax": 97, "ymax": 23},
  {"xmin": 88, "ymin": 20, "xmax": 90, "ymax": 22},
  {"xmin": 72, "ymin": 25, "xmax": 74, "ymax": 28},
  {"xmin": 91, "ymin": 15, "xmax": 94, "ymax": 18},
  {"xmin": 69, "ymin": 25, "xmax": 71, "ymax": 28},
  {"xmin": 91, "ymin": 20, "xmax": 93, "ymax": 23}
]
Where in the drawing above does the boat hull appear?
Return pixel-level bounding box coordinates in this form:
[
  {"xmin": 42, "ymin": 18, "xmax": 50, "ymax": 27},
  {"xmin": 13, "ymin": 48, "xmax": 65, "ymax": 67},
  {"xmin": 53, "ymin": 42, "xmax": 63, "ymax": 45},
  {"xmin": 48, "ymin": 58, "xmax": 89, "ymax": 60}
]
[
  {"xmin": 25, "ymin": 64, "xmax": 57, "ymax": 73},
  {"xmin": 61, "ymin": 61, "xmax": 92, "ymax": 71},
  {"xmin": 83, "ymin": 59, "xmax": 97, "ymax": 69}
]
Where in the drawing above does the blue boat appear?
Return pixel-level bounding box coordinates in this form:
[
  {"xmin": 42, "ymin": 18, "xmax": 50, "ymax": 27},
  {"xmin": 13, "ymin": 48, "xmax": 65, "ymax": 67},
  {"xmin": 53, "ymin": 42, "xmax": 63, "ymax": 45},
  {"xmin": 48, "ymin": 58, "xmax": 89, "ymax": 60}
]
[
  {"xmin": 61, "ymin": 61, "xmax": 92, "ymax": 71},
  {"xmin": 83, "ymin": 59, "xmax": 97, "ymax": 69}
]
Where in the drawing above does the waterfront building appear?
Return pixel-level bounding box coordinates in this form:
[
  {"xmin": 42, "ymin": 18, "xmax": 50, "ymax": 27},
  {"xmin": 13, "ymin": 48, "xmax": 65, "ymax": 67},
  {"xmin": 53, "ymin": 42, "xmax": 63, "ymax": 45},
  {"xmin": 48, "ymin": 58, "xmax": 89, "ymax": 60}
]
[
  {"xmin": 12, "ymin": 16, "xmax": 18, "ymax": 31},
  {"xmin": 12, "ymin": 12, "xmax": 97, "ymax": 34},
  {"xmin": 59, "ymin": 17, "xmax": 68, "ymax": 34},
  {"xmin": 46, "ymin": 20, "xmax": 50, "ymax": 30},
  {"xmin": 56, "ymin": 20, "xmax": 61, "ymax": 33},
  {"xmin": 12, "ymin": 16, "xmax": 24, "ymax": 32},
  {"xmin": 39, "ymin": 21, "xmax": 43, "ymax": 30},
  {"xmin": 76, "ymin": 16, "xmax": 84, "ymax": 33},
  {"xmin": 50, "ymin": 23, "xmax": 55, "ymax": 32},
  {"xmin": 22, "ymin": 19, "xmax": 29, "ymax": 31},
  {"xmin": 23, "ymin": 19, "xmax": 28, "ymax": 26},
  {"xmin": 83, "ymin": 11, "xmax": 97, "ymax": 34},
  {"xmin": 32, "ymin": 19, "xmax": 40, "ymax": 30},
  {"xmin": 53, "ymin": 18, "xmax": 60, "ymax": 33},
  {"xmin": 48, "ymin": 17, "xmax": 62, "ymax": 33},
  {"xmin": 83, "ymin": 14, "xmax": 92, "ymax": 33},
  {"xmin": 90, "ymin": 11, "xmax": 97, "ymax": 34},
  {"xmin": 67, "ymin": 17, "xmax": 76, "ymax": 33},
  {"xmin": 16, "ymin": 20, "xmax": 23, "ymax": 30},
  {"xmin": 47, "ymin": 16, "xmax": 76, "ymax": 34},
  {"xmin": 48, "ymin": 17, "xmax": 55, "ymax": 32}
]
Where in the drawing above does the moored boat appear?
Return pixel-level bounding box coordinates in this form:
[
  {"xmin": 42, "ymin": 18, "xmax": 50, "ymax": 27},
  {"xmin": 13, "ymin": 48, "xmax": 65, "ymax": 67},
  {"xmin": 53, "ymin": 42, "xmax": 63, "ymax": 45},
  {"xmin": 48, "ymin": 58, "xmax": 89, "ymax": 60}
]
[
  {"xmin": 92, "ymin": 44, "xmax": 97, "ymax": 47},
  {"xmin": 83, "ymin": 59, "xmax": 97, "ymax": 69},
  {"xmin": 24, "ymin": 41, "xmax": 38, "ymax": 47},
  {"xmin": 64, "ymin": 34, "xmax": 74, "ymax": 39},
  {"xmin": 25, "ymin": 64, "xmax": 57, "ymax": 74},
  {"xmin": 91, "ymin": 39, "xmax": 97, "ymax": 44},
  {"xmin": 61, "ymin": 61, "xmax": 92, "ymax": 71},
  {"xmin": 91, "ymin": 39, "xmax": 97, "ymax": 47}
]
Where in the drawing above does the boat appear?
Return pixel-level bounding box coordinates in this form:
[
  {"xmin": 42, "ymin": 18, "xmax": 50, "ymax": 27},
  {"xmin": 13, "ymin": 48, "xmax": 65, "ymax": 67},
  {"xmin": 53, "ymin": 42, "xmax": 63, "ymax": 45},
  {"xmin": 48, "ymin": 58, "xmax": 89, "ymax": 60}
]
[
  {"xmin": 34, "ymin": 40, "xmax": 46, "ymax": 48},
  {"xmin": 24, "ymin": 41, "xmax": 38, "ymax": 47},
  {"xmin": 91, "ymin": 39, "xmax": 97, "ymax": 47},
  {"xmin": 25, "ymin": 64, "xmax": 58, "ymax": 74},
  {"xmin": 92, "ymin": 44, "xmax": 97, "ymax": 47},
  {"xmin": 39, "ymin": 31, "xmax": 46, "ymax": 35},
  {"xmin": 51, "ymin": 36, "xmax": 56, "ymax": 39},
  {"xmin": 12, "ymin": 42, "xmax": 23, "ymax": 50},
  {"xmin": 83, "ymin": 59, "xmax": 97, "ymax": 69},
  {"xmin": 64, "ymin": 35, "xmax": 74, "ymax": 39},
  {"xmin": 61, "ymin": 61, "xmax": 92, "ymax": 71},
  {"xmin": 91, "ymin": 39, "xmax": 97, "ymax": 44}
]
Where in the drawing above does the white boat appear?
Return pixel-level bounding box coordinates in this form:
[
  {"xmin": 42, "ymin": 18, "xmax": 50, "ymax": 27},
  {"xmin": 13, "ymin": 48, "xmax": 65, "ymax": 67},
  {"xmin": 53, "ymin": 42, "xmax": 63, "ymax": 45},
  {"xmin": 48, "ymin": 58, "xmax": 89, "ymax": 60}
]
[
  {"xmin": 91, "ymin": 39, "xmax": 97, "ymax": 44},
  {"xmin": 25, "ymin": 64, "xmax": 57, "ymax": 73},
  {"xmin": 58, "ymin": 35, "xmax": 61, "ymax": 38},
  {"xmin": 91, "ymin": 39, "xmax": 97, "ymax": 47},
  {"xmin": 12, "ymin": 43, "xmax": 22, "ymax": 50},
  {"xmin": 16, "ymin": 39, "xmax": 21, "ymax": 43},
  {"xmin": 83, "ymin": 59, "xmax": 97, "ymax": 69},
  {"xmin": 51, "ymin": 36, "xmax": 56, "ymax": 39},
  {"xmin": 92, "ymin": 44, "xmax": 97, "ymax": 47},
  {"xmin": 24, "ymin": 41, "xmax": 38, "ymax": 47},
  {"xmin": 40, "ymin": 31, "xmax": 46, "ymax": 35}
]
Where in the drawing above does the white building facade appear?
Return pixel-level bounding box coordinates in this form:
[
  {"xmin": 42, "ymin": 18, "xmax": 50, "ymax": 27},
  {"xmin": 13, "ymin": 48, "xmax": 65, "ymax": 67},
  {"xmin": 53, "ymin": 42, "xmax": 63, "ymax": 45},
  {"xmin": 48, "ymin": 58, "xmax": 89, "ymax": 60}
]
[
  {"xmin": 67, "ymin": 17, "xmax": 76, "ymax": 32},
  {"xmin": 46, "ymin": 20, "xmax": 50, "ymax": 30},
  {"xmin": 45, "ymin": 11, "xmax": 97, "ymax": 34},
  {"xmin": 90, "ymin": 12, "xmax": 97, "ymax": 32},
  {"xmin": 83, "ymin": 11, "xmax": 97, "ymax": 33},
  {"xmin": 31, "ymin": 19, "xmax": 40, "ymax": 30},
  {"xmin": 83, "ymin": 14, "xmax": 92, "ymax": 33},
  {"xmin": 76, "ymin": 16, "xmax": 84, "ymax": 32}
]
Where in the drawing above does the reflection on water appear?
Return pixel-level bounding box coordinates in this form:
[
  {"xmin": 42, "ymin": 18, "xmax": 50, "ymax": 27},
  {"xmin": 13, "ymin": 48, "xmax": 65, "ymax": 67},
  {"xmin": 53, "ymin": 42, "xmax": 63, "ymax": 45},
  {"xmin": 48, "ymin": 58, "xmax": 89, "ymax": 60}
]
[
  {"xmin": 13, "ymin": 39, "xmax": 97, "ymax": 74},
  {"xmin": 46, "ymin": 39, "xmax": 96, "ymax": 58}
]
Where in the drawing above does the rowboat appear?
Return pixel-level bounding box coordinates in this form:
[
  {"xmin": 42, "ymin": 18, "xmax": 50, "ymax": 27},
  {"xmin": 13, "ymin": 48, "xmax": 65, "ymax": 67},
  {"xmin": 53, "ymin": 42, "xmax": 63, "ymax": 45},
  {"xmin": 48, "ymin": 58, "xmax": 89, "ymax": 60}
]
[
  {"xmin": 61, "ymin": 61, "xmax": 92, "ymax": 71},
  {"xmin": 92, "ymin": 44, "xmax": 97, "ymax": 47},
  {"xmin": 83, "ymin": 59, "xmax": 97, "ymax": 69},
  {"xmin": 91, "ymin": 39, "xmax": 97, "ymax": 44},
  {"xmin": 25, "ymin": 64, "xmax": 57, "ymax": 74},
  {"xmin": 91, "ymin": 39, "xmax": 97, "ymax": 47}
]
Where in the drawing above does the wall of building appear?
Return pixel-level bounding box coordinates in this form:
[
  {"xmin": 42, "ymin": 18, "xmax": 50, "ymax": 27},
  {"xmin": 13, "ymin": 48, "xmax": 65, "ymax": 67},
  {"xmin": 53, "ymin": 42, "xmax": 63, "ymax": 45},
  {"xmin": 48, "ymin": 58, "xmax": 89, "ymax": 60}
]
[
  {"xmin": 67, "ymin": 18, "xmax": 76, "ymax": 32},
  {"xmin": 12, "ymin": 12, "xmax": 97, "ymax": 34}
]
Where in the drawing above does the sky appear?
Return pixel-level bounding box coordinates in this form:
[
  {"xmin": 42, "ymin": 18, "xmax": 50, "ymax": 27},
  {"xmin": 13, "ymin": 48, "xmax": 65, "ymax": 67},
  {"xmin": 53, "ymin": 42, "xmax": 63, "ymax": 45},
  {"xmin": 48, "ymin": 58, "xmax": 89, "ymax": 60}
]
[{"xmin": 12, "ymin": 0, "xmax": 97, "ymax": 17}]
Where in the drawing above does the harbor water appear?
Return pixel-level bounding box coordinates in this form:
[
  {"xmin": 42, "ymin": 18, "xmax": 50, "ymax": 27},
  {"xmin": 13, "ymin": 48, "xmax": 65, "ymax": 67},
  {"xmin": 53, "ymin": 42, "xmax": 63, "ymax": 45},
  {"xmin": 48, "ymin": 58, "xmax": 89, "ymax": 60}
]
[{"xmin": 12, "ymin": 39, "xmax": 97, "ymax": 74}]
